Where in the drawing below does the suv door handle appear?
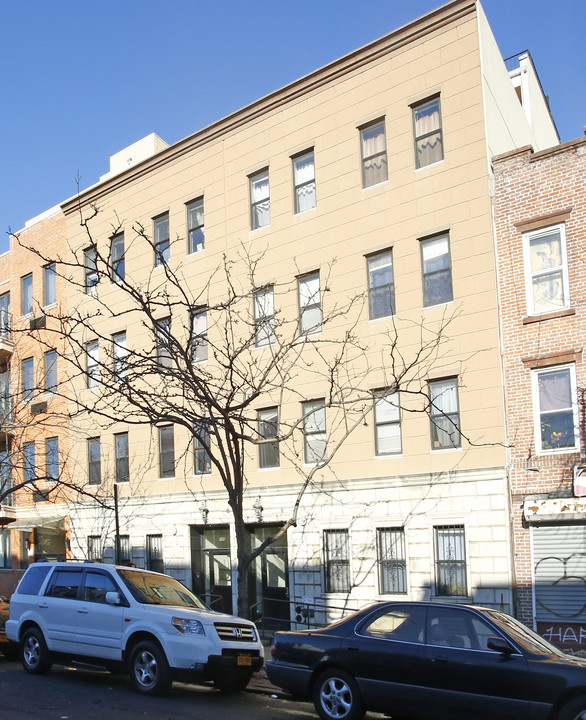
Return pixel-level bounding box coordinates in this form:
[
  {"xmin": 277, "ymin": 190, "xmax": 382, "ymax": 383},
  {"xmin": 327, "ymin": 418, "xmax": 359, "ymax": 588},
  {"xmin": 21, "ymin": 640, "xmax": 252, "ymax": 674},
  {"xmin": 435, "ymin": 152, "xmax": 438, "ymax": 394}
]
[
  {"xmin": 77, "ymin": 608, "xmax": 89, "ymax": 614},
  {"xmin": 38, "ymin": 602, "xmax": 48, "ymax": 609}
]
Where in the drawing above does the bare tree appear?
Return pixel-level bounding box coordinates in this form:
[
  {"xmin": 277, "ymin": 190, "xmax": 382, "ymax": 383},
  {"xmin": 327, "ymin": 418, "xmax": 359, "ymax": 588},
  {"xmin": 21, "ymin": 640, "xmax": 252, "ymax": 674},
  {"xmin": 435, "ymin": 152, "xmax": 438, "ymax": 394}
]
[{"xmin": 14, "ymin": 205, "xmax": 469, "ymax": 617}]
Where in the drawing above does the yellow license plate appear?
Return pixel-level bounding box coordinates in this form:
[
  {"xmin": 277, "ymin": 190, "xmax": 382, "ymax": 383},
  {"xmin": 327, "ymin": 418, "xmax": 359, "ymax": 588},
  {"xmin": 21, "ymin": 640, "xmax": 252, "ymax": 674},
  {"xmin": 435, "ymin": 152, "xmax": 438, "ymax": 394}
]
[{"xmin": 237, "ymin": 655, "xmax": 252, "ymax": 666}]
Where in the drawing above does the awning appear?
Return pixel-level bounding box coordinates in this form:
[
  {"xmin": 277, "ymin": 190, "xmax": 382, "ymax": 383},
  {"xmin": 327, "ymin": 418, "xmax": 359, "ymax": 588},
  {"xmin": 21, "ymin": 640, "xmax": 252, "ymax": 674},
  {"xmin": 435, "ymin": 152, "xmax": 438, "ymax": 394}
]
[{"xmin": 5, "ymin": 516, "xmax": 66, "ymax": 532}]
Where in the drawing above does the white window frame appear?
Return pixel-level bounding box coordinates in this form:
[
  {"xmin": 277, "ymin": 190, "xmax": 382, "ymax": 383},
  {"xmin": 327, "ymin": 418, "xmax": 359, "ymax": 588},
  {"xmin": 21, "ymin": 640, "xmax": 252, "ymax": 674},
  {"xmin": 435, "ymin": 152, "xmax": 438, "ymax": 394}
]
[
  {"xmin": 429, "ymin": 377, "xmax": 461, "ymax": 450},
  {"xmin": 412, "ymin": 96, "xmax": 444, "ymax": 170},
  {"xmin": 187, "ymin": 198, "xmax": 205, "ymax": 254},
  {"xmin": 293, "ymin": 150, "xmax": 316, "ymax": 214},
  {"xmin": 88, "ymin": 437, "xmax": 101, "ymax": 486},
  {"xmin": 112, "ymin": 331, "xmax": 127, "ymax": 381},
  {"xmin": 191, "ymin": 310, "xmax": 208, "ymax": 363},
  {"xmin": 367, "ymin": 249, "xmax": 394, "ymax": 320},
  {"xmin": 193, "ymin": 422, "xmax": 211, "ymax": 475},
  {"xmin": 158, "ymin": 425, "xmax": 175, "ymax": 478},
  {"xmin": 254, "ymin": 286, "xmax": 275, "ymax": 347},
  {"xmin": 115, "ymin": 432, "xmax": 129, "ymax": 483},
  {"xmin": 46, "ymin": 437, "xmax": 59, "ymax": 481},
  {"xmin": 523, "ymin": 223, "xmax": 570, "ymax": 316},
  {"xmin": 531, "ymin": 363, "xmax": 579, "ymax": 455},
  {"xmin": 43, "ymin": 263, "xmax": 56, "ymax": 306},
  {"xmin": 360, "ymin": 120, "xmax": 388, "ymax": 189},
  {"xmin": 421, "ymin": 233, "xmax": 453, "ymax": 307},
  {"xmin": 21, "ymin": 273, "xmax": 33, "ymax": 315},
  {"xmin": 84, "ymin": 247, "xmax": 98, "ymax": 294},
  {"xmin": 302, "ymin": 399, "xmax": 327, "ymax": 464},
  {"xmin": 250, "ymin": 169, "xmax": 270, "ymax": 230},
  {"xmin": 154, "ymin": 213, "xmax": 170, "ymax": 266},
  {"xmin": 86, "ymin": 340, "xmax": 99, "ymax": 389},
  {"xmin": 258, "ymin": 407, "xmax": 279, "ymax": 469},
  {"xmin": 44, "ymin": 349, "xmax": 57, "ymax": 394},
  {"xmin": 374, "ymin": 390, "xmax": 402, "ymax": 456},
  {"xmin": 298, "ymin": 272, "xmax": 322, "ymax": 336},
  {"xmin": 111, "ymin": 233, "xmax": 125, "ymax": 283}
]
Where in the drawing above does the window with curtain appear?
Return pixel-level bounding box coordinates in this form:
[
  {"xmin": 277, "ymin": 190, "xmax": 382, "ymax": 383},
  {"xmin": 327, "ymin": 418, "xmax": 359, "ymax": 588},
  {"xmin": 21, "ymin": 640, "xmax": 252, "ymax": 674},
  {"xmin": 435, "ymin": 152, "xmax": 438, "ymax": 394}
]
[
  {"xmin": 115, "ymin": 432, "xmax": 129, "ymax": 483},
  {"xmin": 190, "ymin": 310, "xmax": 208, "ymax": 362},
  {"xmin": 111, "ymin": 233, "xmax": 125, "ymax": 283},
  {"xmin": 533, "ymin": 365, "xmax": 578, "ymax": 452},
  {"xmin": 523, "ymin": 224, "xmax": 569, "ymax": 315},
  {"xmin": 293, "ymin": 150, "xmax": 316, "ymax": 213},
  {"xmin": 112, "ymin": 331, "xmax": 127, "ymax": 381},
  {"xmin": 374, "ymin": 390, "xmax": 402, "ymax": 455},
  {"xmin": 258, "ymin": 407, "xmax": 279, "ymax": 468},
  {"xmin": 377, "ymin": 527, "xmax": 407, "ymax": 594},
  {"xmin": 250, "ymin": 169, "xmax": 270, "ymax": 230},
  {"xmin": 421, "ymin": 233, "xmax": 453, "ymax": 306},
  {"xmin": 429, "ymin": 377, "xmax": 461, "ymax": 449},
  {"xmin": 360, "ymin": 120, "xmax": 388, "ymax": 188},
  {"xmin": 86, "ymin": 340, "xmax": 99, "ymax": 388},
  {"xmin": 367, "ymin": 249, "xmax": 394, "ymax": 319},
  {"xmin": 187, "ymin": 198, "xmax": 205, "ymax": 254},
  {"xmin": 154, "ymin": 213, "xmax": 170, "ymax": 266},
  {"xmin": 84, "ymin": 247, "xmax": 98, "ymax": 293},
  {"xmin": 303, "ymin": 399, "xmax": 327, "ymax": 464},
  {"xmin": 413, "ymin": 97, "xmax": 443, "ymax": 169},
  {"xmin": 254, "ymin": 286, "xmax": 275, "ymax": 347},
  {"xmin": 298, "ymin": 272, "xmax": 322, "ymax": 335},
  {"xmin": 43, "ymin": 263, "xmax": 56, "ymax": 306}
]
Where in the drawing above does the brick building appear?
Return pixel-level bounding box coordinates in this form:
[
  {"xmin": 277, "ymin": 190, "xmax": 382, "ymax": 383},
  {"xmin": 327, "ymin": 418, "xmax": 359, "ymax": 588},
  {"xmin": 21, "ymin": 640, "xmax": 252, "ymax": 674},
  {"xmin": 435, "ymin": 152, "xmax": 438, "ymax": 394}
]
[{"xmin": 493, "ymin": 135, "xmax": 586, "ymax": 651}]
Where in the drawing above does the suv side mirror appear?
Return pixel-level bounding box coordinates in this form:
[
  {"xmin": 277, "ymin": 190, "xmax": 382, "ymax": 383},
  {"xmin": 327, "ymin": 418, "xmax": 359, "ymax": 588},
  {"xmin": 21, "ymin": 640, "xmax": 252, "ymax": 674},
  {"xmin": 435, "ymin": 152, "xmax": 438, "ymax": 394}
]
[
  {"xmin": 106, "ymin": 591, "xmax": 122, "ymax": 606},
  {"xmin": 487, "ymin": 636, "xmax": 514, "ymax": 654}
]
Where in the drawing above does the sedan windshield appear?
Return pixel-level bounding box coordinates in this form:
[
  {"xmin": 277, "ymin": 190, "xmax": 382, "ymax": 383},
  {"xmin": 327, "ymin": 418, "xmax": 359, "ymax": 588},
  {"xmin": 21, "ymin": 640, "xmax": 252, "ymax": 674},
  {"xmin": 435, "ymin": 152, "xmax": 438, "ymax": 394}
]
[{"xmin": 117, "ymin": 569, "xmax": 207, "ymax": 609}]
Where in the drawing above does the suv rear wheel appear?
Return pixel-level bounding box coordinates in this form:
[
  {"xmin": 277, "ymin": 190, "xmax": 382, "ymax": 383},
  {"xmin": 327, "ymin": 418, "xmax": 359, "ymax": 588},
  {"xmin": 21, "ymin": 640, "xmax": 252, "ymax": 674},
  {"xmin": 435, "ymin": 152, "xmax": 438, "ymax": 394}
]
[
  {"xmin": 129, "ymin": 640, "xmax": 172, "ymax": 695},
  {"xmin": 21, "ymin": 627, "xmax": 52, "ymax": 675}
]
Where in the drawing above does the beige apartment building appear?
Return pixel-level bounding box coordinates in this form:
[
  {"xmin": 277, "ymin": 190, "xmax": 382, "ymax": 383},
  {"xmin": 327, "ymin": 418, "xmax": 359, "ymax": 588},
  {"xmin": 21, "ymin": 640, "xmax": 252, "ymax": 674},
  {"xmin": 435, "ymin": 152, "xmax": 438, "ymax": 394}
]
[{"xmin": 3, "ymin": 0, "xmax": 560, "ymax": 625}]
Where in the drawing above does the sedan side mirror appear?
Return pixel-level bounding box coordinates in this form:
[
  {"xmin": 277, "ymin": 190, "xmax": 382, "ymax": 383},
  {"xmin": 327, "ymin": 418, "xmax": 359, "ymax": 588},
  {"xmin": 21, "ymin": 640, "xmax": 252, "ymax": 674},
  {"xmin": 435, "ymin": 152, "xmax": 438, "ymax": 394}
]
[
  {"xmin": 487, "ymin": 636, "xmax": 514, "ymax": 654},
  {"xmin": 105, "ymin": 591, "xmax": 122, "ymax": 606}
]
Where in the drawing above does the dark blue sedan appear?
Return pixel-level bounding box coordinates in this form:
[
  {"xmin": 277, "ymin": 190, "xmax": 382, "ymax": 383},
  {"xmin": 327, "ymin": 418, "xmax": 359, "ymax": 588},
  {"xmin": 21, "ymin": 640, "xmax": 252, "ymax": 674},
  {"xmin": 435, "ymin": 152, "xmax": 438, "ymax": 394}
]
[{"xmin": 266, "ymin": 601, "xmax": 586, "ymax": 720}]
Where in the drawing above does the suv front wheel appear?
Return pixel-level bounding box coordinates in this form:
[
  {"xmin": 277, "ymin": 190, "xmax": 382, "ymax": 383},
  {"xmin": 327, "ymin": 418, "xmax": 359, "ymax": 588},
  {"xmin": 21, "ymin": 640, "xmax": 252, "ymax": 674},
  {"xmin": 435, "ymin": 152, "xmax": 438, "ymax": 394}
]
[
  {"xmin": 21, "ymin": 627, "xmax": 52, "ymax": 675},
  {"xmin": 129, "ymin": 640, "xmax": 172, "ymax": 695}
]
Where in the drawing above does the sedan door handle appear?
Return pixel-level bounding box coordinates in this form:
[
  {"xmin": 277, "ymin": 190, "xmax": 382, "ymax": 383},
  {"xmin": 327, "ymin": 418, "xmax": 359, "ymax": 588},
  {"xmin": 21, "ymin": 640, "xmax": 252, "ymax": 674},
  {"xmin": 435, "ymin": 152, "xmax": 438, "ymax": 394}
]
[
  {"xmin": 77, "ymin": 608, "xmax": 89, "ymax": 614},
  {"xmin": 347, "ymin": 646, "xmax": 360, "ymax": 652},
  {"xmin": 431, "ymin": 657, "xmax": 448, "ymax": 663}
]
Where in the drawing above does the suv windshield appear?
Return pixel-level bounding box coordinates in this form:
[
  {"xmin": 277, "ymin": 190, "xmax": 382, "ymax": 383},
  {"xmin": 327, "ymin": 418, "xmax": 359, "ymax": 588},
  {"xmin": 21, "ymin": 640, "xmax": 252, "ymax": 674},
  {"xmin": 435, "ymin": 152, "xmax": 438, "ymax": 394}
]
[{"xmin": 117, "ymin": 569, "xmax": 206, "ymax": 608}]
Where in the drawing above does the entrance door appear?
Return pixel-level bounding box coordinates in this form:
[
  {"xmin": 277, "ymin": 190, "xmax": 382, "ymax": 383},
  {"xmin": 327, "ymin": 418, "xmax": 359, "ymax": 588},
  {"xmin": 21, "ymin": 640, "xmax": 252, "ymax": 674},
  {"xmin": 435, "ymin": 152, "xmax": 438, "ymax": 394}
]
[
  {"xmin": 249, "ymin": 525, "xmax": 290, "ymax": 631},
  {"xmin": 191, "ymin": 525, "xmax": 233, "ymax": 614}
]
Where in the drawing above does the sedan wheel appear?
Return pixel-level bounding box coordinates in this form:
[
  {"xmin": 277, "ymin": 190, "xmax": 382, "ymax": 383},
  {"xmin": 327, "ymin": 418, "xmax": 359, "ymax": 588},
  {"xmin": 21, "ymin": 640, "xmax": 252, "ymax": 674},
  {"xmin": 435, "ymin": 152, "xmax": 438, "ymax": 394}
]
[
  {"xmin": 559, "ymin": 697, "xmax": 586, "ymax": 720},
  {"xmin": 129, "ymin": 640, "xmax": 171, "ymax": 695},
  {"xmin": 313, "ymin": 669, "xmax": 365, "ymax": 720}
]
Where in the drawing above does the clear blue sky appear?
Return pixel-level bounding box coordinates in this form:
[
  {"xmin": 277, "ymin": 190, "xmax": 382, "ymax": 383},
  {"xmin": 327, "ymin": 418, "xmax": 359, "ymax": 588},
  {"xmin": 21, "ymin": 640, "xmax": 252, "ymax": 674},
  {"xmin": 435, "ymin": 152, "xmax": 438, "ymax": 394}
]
[{"xmin": 1, "ymin": 0, "xmax": 584, "ymax": 253}]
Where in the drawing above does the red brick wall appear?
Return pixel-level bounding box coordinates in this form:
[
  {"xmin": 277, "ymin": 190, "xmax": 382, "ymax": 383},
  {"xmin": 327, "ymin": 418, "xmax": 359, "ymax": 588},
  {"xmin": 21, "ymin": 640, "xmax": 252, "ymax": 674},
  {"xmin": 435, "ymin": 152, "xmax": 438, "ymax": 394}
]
[{"xmin": 493, "ymin": 137, "xmax": 586, "ymax": 624}]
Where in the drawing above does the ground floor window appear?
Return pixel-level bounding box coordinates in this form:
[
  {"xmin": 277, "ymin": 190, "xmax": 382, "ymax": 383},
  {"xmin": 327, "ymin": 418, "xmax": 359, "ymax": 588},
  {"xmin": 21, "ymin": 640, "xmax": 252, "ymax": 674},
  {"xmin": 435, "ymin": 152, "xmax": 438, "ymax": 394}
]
[
  {"xmin": 0, "ymin": 528, "xmax": 10, "ymax": 569},
  {"xmin": 434, "ymin": 524, "xmax": 467, "ymax": 597},
  {"xmin": 324, "ymin": 529, "xmax": 350, "ymax": 593},
  {"xmin": 146, "ymin": 533, "xmax": 164, "ymax": 573},
  {"xmin": 377, "ymin": 527, "xmax": 407, "ymax": 594}
]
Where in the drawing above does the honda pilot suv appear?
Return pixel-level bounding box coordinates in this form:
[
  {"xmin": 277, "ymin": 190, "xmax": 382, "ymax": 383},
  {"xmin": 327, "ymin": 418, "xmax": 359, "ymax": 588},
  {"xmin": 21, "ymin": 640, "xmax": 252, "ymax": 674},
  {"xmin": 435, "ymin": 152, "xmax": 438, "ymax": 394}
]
[{"xmin": 7, "ymin": 561, "xmax": 263, "ymax": 694}]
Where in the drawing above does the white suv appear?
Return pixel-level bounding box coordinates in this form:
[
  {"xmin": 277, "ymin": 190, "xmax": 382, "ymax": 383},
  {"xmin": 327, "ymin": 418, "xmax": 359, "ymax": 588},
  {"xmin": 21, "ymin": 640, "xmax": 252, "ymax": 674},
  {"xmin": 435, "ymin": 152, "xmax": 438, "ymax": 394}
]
[{"xmin": 7, "ymin": 561, "xmax": 263, "ymax": 694}]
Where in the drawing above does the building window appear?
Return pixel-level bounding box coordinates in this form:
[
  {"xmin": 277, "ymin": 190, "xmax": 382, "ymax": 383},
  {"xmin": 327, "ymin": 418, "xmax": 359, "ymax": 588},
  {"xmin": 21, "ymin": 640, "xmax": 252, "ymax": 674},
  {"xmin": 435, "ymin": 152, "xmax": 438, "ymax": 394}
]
[
  {"xmin": 193, "ymin": 422, "xmax": 211, "ymax": 475},
  {"xmin": 324, "ymin": 529, "xmax": 350, "ymax": 593},
  {"xmin": 111, "ymin": 233, "xmax": 125, "ymax": 283},
  {"xmin": 190, "ymin": 311, "xmax": 208, "ymax": 363},
  {"xmin": 84, "ymin": 246, "xmax": 98, "ymax": 293},
  {"xmin": 187, "ymin": 198, "xmax": 205, "ymax": 254},
  {"xmin": 413, "ymin": 96, "xmax": 443, "ymax": 169},
  {"xmin": 43, "ymin": 263, "xmax": 56, "ymax": 306},
  {"xmin": 254, "ymin": 286, "xmax": 275, "ymax": 347},
  {"xmin": 258, "ymin": 407, "xmax": 279, "ymax": 468},
  {"xmin": 523, "ymin": 224, "xmax": 569, "ymax": 316},
  {"xmin": 374, "ymin": 390, "xmax": 401, "ymax": 455},
  {"xmin": 0, "ymin": 372, "xmax": 11, "ymax": 424},
  {"xmin": 21, "ymin": 273, "xmax": 33, "ymax": 315},
  {"xmin": 533, "ymin": 365, "xmax": 578, "ymax": 452},
  {"xmin": 158, "ymin": 425, "xmax": 175, "ymax": 478},
  {"xmin": 44, "ymin": 350, "xmax": 57, "ymax": 394},
  {"xmin": 146, "ymin": 534, "xmax": 164, "ymax": 573},
  {"xmin": 293, "ymin": 150, "xmax": 316, "ymax": 213},
  {"xmin": 429, "ymin": 378, "xmax": 461, "ymax": 449},
  {"xmin": 87, "ymin": 535, "xmax": 102, "ymax": 562},
  {"xmin": 367, "ymin": 250, "xmax": 394, "ymax": 319},
  {"xmin": 23, "ymin": 442, "xmax": 35, "ymax": 484},
  {"xmin": 298, "ymin": 272, "xmax": 322, "ymax": 335},
  {"xmin": 46, "ymin": 437, "xmax": 59, "ymax": 481},
  {"xmin": 86, "ymin": 340, "xmax": 99, "ymax": 388},
  {"xmin": 88, "ymin": 437, "xmax": 101, "ymax": 485},
  {"xmin": 115, "ymin": 432, "xmax": 129, "ymax": 483},
  {"xmin": 0, "ymin": 529, "xmax": 11, "ymax": 569},
  {"xmin": 421, "ymin": 233, "xmax": 453, "ymax": 306},
  {"xmin": 434, "ymin": 525, "xmax": 467, "ymax": 597},
  {"xmin": 0, "ymin": 448, "xmax": 12, "ymax": 505},
  {"xmin": 112, "ymin": 331, "xmax": 127, "ymax": 381},
  {"xmin": 303, "ymin": 399, "xmax": 327, "ymax": 464},
  {"xmin": 360, "ymin": 120, "xmax": 387, "ymax": 188},
  {"xmin": 22, "ymin": 357, "xmax": 34, "ymax": 402},
  {"xmin": 0, "ymin": 292, "xmax": 10, "ymax": 339},
  {"xmin": 155, "ymin": 317, "xmax": 172, "ymax": 368},
  {"xmin": 118, "ymin": 534, "xmax": 131, "ymax": 565},
  {"xmin": 377, "ymin": 527, "xmax": 407, "ymax": 594},
  {"xmin": 154, "ymin": 213, "xmax": 170, "ymax": 266},
  {"xmin": 250, "ymin": 169, "xmax": 270, "ymax": 230}
]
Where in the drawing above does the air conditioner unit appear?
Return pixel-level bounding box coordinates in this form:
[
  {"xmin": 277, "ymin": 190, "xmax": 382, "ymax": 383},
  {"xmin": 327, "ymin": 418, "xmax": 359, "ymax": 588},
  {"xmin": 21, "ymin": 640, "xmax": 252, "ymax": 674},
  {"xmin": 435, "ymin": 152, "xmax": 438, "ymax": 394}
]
[{"xmin": 573, "ymin": 465, "xmax": 586, "ymax": 497}]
